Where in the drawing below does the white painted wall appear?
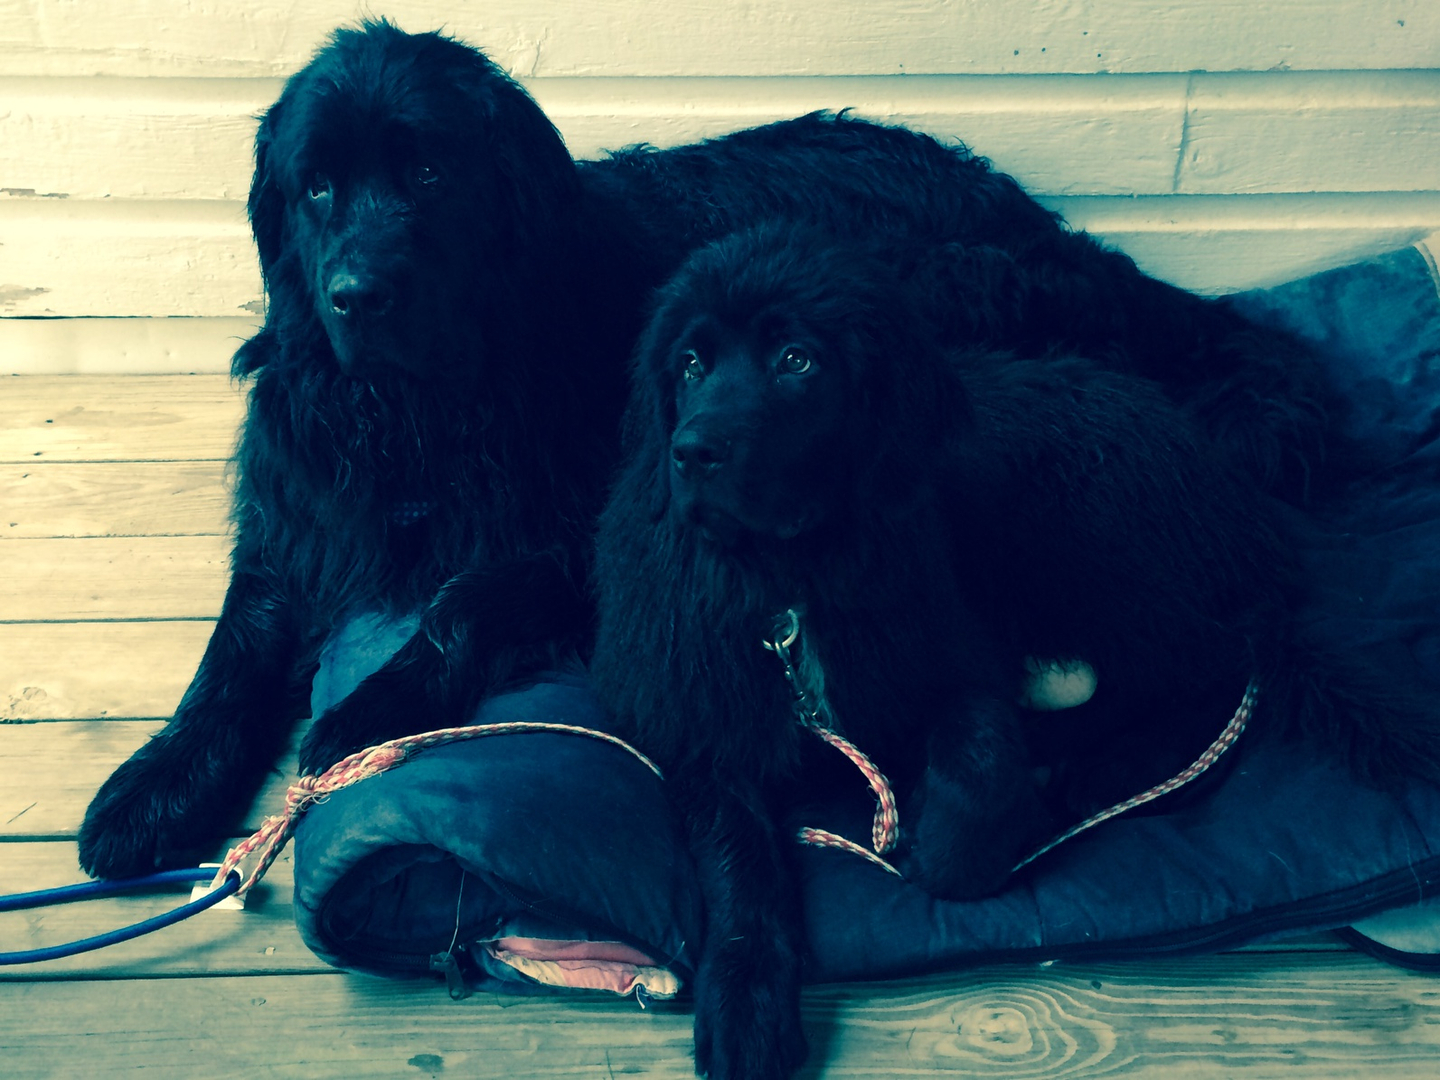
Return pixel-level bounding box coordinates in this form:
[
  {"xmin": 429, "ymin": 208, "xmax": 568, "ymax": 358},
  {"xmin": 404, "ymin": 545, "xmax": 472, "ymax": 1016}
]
[{"xmin": 2, "ymin": 1, "xmax": 1438, "ymax": 372}]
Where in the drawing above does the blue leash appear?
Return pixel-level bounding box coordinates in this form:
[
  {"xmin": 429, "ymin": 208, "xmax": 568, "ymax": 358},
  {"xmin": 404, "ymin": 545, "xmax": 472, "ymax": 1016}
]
[{"xmin": 0, "ymin": 868, "xmax": 242, "ymax": 965}]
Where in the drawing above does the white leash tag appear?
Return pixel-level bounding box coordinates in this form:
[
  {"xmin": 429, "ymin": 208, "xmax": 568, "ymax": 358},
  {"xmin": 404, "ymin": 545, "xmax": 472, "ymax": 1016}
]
[{"xmin": 189, "ymin": 863, "xmax": 246, "ymax": 910}]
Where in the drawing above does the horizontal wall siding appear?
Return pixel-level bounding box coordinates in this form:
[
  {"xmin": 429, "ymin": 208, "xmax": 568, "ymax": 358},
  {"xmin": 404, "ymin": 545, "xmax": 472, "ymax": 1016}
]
[
  {"xmin": 2, "ymin": 2, "xmax": 1439, "ymax": 362},
  {"xmin": 0, "ymin": 1, "xmax": 1436, "ymax": 77},
  {"xmin": 6, "ymin": 193, "xmax": 1440, "ymax": 325},
  {"xmin": 0, "ymin": 316, "xmax": 256, "ymax": 375},
  {"xmin": 7, "ymin": 72, "xmax": 1440, "ymax": 201}
]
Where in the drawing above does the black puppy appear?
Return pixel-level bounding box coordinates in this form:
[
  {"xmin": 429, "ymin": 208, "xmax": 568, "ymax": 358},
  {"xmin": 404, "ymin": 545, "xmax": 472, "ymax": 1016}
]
[
  {"xmin": 590, "ymin": 225, "xmax": 1434, "ymax": 1080},
  {"xmin": 82, "ymin": 20, "xmax": 1347, "ymax": 878}
]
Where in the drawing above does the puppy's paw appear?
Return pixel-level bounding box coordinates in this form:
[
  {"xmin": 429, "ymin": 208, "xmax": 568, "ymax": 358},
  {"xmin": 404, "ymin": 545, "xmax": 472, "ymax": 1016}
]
[
  {"xmin": 79, "ymin": 747, "xmax": 219, "ymax": 878},
  {"xmin": 893, "ymin": 834, "xmax": 1011, "ymax": 901},
  {"xmin": 692, "ymin": 946, "xmax": 807, "ymax": 1080},
  {"xmin": 297, "ymin": 713, "xmax": 366, "ymax": 776},
  {"xmin": 895, "ymin": 768, "xmax": 1050, "ymax": 901},
  {"xmin": 299, "ymin": 670, "xmax": 437, "ymax": 774}
]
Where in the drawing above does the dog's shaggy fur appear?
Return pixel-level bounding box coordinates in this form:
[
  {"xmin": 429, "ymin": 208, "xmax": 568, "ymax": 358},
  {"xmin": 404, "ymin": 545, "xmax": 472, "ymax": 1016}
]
[
  {"xmin": 590, "ymin": 226, "xmax": 1440, "ymax": 1080},
  {"xmin": 78, "ymin": 22, "xmax": 618, "ymax": 877},
  {"xmin": 82, "ymin": 19, "xmax": 1347, "ymax": 880}
]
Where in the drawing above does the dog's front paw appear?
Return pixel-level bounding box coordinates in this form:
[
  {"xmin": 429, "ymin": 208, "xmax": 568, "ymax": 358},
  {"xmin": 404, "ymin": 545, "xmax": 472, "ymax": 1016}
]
[
  {"xmin": 692, "ymin": 944, "xmax": 807, "ymax": 1080},
  {"xmin": 79, "ymin": 744, "xmax": 220, "ymax": 878}
]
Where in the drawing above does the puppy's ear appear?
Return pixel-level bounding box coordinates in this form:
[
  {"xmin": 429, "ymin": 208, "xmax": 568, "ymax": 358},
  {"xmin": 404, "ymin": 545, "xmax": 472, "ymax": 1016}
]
[
  {"xmin": 618, "ymin": 295, "xmax": 689, "ymax": 522},
  {"xmin": 852, "ymin": 286, "xmax": 961, "ymax": 509},
  {"xmin": 247, "ymin": 102, "xmax": 287, "ymax": 281}
]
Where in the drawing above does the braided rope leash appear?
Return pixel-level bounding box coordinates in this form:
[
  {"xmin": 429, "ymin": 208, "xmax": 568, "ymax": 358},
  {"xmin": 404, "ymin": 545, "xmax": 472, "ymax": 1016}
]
[
  {"xmin": 214, "ymin": 619, "xmax": 1255, "ymax": 896},
  {"xmin": 1010, "ymin": 679, "xmax": 1259, "ymax": 872},
  {"xmin": 764, "ymin": 610, "xmax": 903, "ymax": 875},
  {"xmin": 762, "ymin": 607, "xmax": 1259, "ymax": 879},
  {"xmin": 210, "ymin": 721, "xmax": 663, "ymax": 896}
]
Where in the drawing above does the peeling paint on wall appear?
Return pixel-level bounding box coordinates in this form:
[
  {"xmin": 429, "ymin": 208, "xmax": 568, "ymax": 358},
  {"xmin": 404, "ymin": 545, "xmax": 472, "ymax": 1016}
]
[{"xmin": 0, "ymin": 285, "xmax": 51, "ymax": 308}]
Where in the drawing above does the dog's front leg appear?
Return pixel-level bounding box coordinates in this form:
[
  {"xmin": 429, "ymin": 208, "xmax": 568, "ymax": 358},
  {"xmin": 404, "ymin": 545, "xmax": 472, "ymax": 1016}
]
[
  {"xmin": 298, "ymin": 549, "xmax": 589, "ymax": 773},
  {"xmin": 896, "ymin": 692, "xmax": 1052, "ymax": 900},
  {"xmin": 79, "ymin": 569, "xmax": 301, "ymax": 878},
  {"xmin": 682, "ymin": 776, "xmax": 809, "ymax": 1080}
]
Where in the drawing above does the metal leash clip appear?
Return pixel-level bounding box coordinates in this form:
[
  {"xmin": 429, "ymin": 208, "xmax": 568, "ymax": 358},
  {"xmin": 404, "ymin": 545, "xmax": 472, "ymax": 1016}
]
[{"xmin": 763, "ymin": 608, "xmax": 821, "ymax": 725}]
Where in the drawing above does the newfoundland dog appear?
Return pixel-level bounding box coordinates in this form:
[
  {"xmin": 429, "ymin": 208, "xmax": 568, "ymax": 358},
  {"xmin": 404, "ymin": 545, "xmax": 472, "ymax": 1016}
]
[
  {"xmin": 82, "ymin": 19, "xmax": 1344, "ymax": 878},
  {"xmin": 589, "ymin": 226, "xmax": 1439, "ymax": 1080}
]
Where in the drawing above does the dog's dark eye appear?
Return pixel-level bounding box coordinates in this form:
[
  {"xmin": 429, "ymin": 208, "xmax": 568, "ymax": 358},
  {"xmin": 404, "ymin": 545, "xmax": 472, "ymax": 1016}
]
[
  {"xmin": 778, "ymin": 348, "xmax": 812, "ymax": 375},
  {"xmin": 415, "ymin": 164, "xmax": 440, "ymax": 187},
  {"xmin": 307, "ymin": 173, "xmax": 332, "ymax": 200},
  {"xmin": 681, "ymin": 350, "xmax": 705, "ymax": 382}
]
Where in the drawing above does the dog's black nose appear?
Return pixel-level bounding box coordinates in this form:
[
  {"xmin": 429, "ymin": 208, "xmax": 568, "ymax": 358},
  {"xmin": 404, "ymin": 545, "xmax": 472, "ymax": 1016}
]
[
  {"xmin": 671, "ymin": 428, "xmax": 730, "ymax": 479},
  {"xmin": 328, "ymin": 273, "xmax": 392, "ymax": 319}
]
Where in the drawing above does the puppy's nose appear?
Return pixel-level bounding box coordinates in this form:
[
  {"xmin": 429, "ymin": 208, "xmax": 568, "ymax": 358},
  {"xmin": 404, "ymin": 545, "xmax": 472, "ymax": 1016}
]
[
  {"xmin": 327, "ymin": 273, "xmax": 392, "ymax": 319},
  {"xmin": 671, "ymin": 428, "xmax": 731, "ymax": 479}
]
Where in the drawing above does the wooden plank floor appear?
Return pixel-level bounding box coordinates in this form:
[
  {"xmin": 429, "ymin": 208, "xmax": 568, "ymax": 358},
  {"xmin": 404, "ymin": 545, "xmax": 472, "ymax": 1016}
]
[{"xmin": 2, "ymin": 374, "xmax": 1438, "ymax": 1078}]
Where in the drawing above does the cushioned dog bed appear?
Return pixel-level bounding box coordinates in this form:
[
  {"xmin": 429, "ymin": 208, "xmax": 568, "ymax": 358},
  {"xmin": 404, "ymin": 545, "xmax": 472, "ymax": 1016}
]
[{"xmin": 292, "ymin": 244, "xmax": 1440, "ymax": 995}]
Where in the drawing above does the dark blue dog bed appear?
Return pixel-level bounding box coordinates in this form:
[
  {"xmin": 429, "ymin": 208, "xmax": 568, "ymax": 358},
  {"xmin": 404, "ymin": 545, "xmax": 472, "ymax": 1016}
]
[{"xmin": 292, "ymin": 245, "xmax": 1440, "ymax": 995}]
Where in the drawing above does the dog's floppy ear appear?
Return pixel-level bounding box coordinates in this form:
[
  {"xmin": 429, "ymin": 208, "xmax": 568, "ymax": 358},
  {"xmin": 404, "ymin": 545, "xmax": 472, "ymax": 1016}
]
[
  {"xmin": 232, "ymin": 325, "xmax": 277, "ymax": 378},
  {"xmin": 231, "ymin": 101, "xmax": 287, "ymax": 377},
  {"xmin": 247, "ymin": 101, "xmax": 287, "ymax": 282},
  {"xmin": 462, "ymin": 60, "xmax": 583, "ymax": 250}
]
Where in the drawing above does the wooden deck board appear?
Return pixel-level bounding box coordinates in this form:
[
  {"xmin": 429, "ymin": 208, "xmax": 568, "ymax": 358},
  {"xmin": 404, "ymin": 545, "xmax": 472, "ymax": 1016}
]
[
  {"xmin": 0, "ymin": 720, "xmax": 301, "ymax": 838},
  {"xmin": 1, "ymin": 621, "xmax": 215, "ymax": 720},
  {"xmin": 2, "ymin": 955, "xmax": 1438, "ymax": 1079},
  {"xmin": 0, "ymin": 843, "xmax": 323, "ymax": 978},
  {"xmin": 0, "ymin": 534, "xmax": 230, "ymax": 621},
  {"xmin": 0, "ymin": 461, "xmax": 231, "ymax": 539},
  {"xmin": 0, "ymin": 373, "xmax": 243, "ymax": 463}
]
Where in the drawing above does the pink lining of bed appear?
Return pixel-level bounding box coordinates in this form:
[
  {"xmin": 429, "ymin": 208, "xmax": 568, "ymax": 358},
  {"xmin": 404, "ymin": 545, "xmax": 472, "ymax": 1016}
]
[{"xmin": 486, "ymin": 936, "xmax": 680, "ymax": 998}]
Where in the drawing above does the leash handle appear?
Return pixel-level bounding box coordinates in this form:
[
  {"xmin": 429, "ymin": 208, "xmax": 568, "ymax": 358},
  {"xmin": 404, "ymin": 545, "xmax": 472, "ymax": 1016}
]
[
  {"xmin": 0, "ymin": 867, "xmax": 220, "ymax": 912},
  {"xmin": 0, "ymin": 869, "xmax": 240, "ymax": 966}
]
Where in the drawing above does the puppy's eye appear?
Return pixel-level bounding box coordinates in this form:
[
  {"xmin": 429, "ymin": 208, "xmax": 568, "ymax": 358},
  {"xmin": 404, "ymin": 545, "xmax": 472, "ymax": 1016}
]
[
  {"xmin": 778, "ymin": 347, "xmax": 812, "ymax": 375},
  {"xmin": 307, "ymin": 173, "xmax": 332, "ymax": 200},
  {"xmin": 415, "ymin": 164, "xmax": 440, "ymax": 187},
  {"xmin": 681, "ymin": 350, "xmax": 705, "ymax": 382}
]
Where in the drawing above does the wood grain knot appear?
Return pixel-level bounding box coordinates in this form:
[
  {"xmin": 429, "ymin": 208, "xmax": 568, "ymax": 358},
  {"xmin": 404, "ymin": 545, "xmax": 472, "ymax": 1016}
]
[{"xmin": 959, "ymin": 1005, "xmax": 1034, "ymax": 1055}]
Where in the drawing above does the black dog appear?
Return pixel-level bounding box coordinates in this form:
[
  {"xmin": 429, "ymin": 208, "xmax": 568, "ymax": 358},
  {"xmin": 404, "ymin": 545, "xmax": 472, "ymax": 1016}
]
[
  {"xmin": 589, "ymin": 225, "xmax": 1439, "ymax": 1080},
  {"xmin": 78, "ymin": 22, "xmax": 623, "ymax": 876},
  {"xmin": 82, "ymin": 19, "xmax": 1347, "ymax": 878}
]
